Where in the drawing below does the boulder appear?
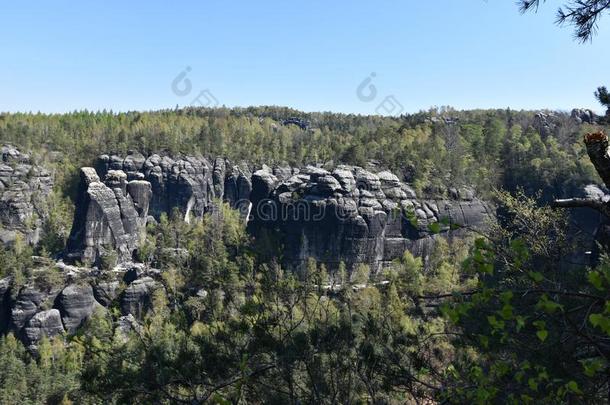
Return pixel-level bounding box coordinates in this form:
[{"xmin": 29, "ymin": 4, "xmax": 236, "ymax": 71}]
[
  {"xmin": 93, "ymin": 281, "xmax": 120, "ymax": 307},
  {"xmin": 10, "ymin": 286, "xmax": 52, "ymax": 332},
  {"xmin": 121, "ymin": 277, "xmax": 157, "ymax": 318},
  {"xmin": 314, "ymin": 175, "xmax": 342, "ymax": 195},
  {"xmin": 571, "ymin": 108, "xmax": 596, "ymax": 124},
  {"xmin": 57, "ymin": 284, "xmax": 99, "ymax": 333},
  {"xmin": 116, "ymin": 314, "xmax": 141, "ymax": 339},
  {"xmin": 23, "ymin": 309, "xmax": 65, "ymax": 348}
]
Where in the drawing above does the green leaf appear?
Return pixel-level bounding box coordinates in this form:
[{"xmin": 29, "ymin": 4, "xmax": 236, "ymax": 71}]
[
  {"xmin": 580, "ymin": 357, "xmax": 606, "ymax": 377},
  {"xmin": 428, "ymin": 222, "xmax": 441, "ymax": 234},
  {"xmin": 440, "ymin": 304, "xmax": 460, "ymax": 324},
  {"xmin": 500, "ymin": 291, "xmax": 513, "ymax": 304},
  {"xmin": 499, "ymin": 304, "xmax": 513, "ymax": 320},
  {"xmin": 487, "ymin": 315, "xmax": 505, "ymax": 330},
  {"xmin": 566, "ymin": 380, "xmax": 582, "ymax": 395},
  {"xmin": 475, "ymin": 238, "xmax": 486, "ymax": 249},
  {"xmin": 516, "ymin": 316, "xmax": 526, "ymax": 332},
  {"xmin": 588, "ymin": 271, "xmax": 604, "ymax": 291},
  {"xmin": 481, "ymin": 263, "xmax": 494, "ymax": 275},
  {"xmin": 527, "ymin": 378, "xmax": 538, "ymax": 391},
  {"xmin": 536, "ymin": 330, "xmax": 548, "ymax": 342},
  {"xmin": 528, "ymin": 271, "xmax": 544, "ymax": 283},
  {"xmin": 211, "ymin": 393, "xmax": 232, "ymax": 405},
  {"xmin": 510, "ymin": 238, "xmax": 530, "ymax": 263},
  {"xmin": 536, "ymin": 294, "xmax": 563, "ymax": 314},
  {"xmin": 589, "ymin": 313, "xmax": 610, "ymax": 335}
]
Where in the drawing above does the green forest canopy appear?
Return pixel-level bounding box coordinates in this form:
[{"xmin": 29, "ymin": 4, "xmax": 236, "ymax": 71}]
[{"xmin": 0, "ymin": 106, "xmax": 603, "ymax": 201}]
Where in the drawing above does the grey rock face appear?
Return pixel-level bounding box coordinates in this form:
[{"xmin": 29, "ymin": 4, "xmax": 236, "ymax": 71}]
[
  {"xmin": 9, "ymin": 286, "xmax": 56, "ymax": 332},
  {"xmin": 57, "ymin": 284, "xmax": 99, "ymax": 333},
  {"xmin": 121, "ymin": 277, "xmax": 158, "ymax": 318},
  {"xmin": 533, "ymin": 112, "xmax": 557, "ymax": 138},
  {"xmin": 67, "ymin": 153, "xmax": 493, "ymax": 272},
  {"xmin": 571, "ymin": 108, "xmax": 596, "ymax": 124},
  {"xmin": 65, "ymin": 166, "xmax": 152, "ymax": 265},
  {"xmin": 93, "ymin": 280, "xmax": 120, "ymax": 307},
  {"xmin": 0, "ymin": 145, "xmax": 53, "ymax": 246},
  {"xmin": 248, "ymin": 165, "xmax": 494, "ymax": 272},
  {"xmin": 116, "ymin": 314, "xmax": 141, "ymax": 340},
  {"xmin": 23, "ymin": 309, "xmax": 65, "ymax": 348},
  {"xmin": 85, "ymin": 153, "xmax": 247, "ymax": 236},
  {"xmin": 0, "ymin": 270, "xmax": 147, "ymax": 348}
]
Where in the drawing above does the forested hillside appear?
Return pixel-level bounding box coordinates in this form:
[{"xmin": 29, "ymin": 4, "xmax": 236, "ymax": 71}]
[
  {"xmin": 0, "ymin": 107, "xmax": 601, "ymax": 200},
  {"xmin": 0, "ymin": 107, "xmax": 609, "ymax": 404}
]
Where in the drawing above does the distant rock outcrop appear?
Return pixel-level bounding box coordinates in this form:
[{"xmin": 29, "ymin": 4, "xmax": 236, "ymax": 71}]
[
  {"xmin": 66, "ymin": 152, "xmax": 252, "ymax": 265},
  {"xmin": 23, "ymin": 309, "xmax": 64, "ymax": 350},
  {"xmin": 571, "ymin": 108, "xmax": 596, "ymax": 125},
  {"xmin": 0, "ymin": 150, "xmax": 498, "ymax": 349},
  {"xmin": 0, "ymin": 145, "xmax": 53, "ymax": 246},
  {"xmin": 65, "ymin": 153, "xmax": 493, "ymax": 271},
  {"xmin": 95, "ymin": 152, "xmax": 251, "ymax": 220},
  {"xmin": 56, "ymin": 284, "xmax": 99, "ymax": 333},
  {"xmin": 0, "ymin": 261, "xmax": 167, "ymax": 349},
  {"xmin": 120, "ymin": 276, "xmax": 159, "ymax": 318},
  {"xmin": 65, "ymin": 166, "xmax": 152, "ymax": 265},
  {"xmin": 249, "ymin": 165, "xmax": 492, "ymax": 271}
]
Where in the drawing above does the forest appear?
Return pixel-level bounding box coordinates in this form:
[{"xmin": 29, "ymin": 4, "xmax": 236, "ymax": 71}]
[
  {"xmin": 2, "ymin": 0, "xmax": 610, "ymax": 403},
  {"xmin": 0, "ymin": 103, "xmax": 608, "ymax": 404}
]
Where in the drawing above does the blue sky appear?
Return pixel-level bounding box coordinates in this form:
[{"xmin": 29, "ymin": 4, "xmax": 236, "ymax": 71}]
[{"xmin": 1, "ymin": 0, "xmax": 609, "ymax": 114}]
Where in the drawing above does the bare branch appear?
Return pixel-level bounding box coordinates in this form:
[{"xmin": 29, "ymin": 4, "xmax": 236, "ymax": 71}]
[{"xmin": 553, "ymin": 197, "xmax": 610, "ymax": 216}]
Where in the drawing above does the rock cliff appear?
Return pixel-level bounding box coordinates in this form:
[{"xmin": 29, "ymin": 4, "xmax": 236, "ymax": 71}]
[
  {"xmin": 248, "ymin": 165, "xmax": 492, "ymax": 271},
  {"xmin": 65, "ymin": 152, "xmax": 493, "ymax": 271},
  {"xmin": 0, "ymin": 146, "xmax": 53, "ymax": 246},
  {"xmin": 0, "ymin": 148, "xmax": 495, "ymax": 349},
  {"xmin": 0, "ymin": 262, "xmax": 163, "ymax": 350},
  {"xmin": 65, "ymin": 166, "xmax": 151, "ymax": 265}
]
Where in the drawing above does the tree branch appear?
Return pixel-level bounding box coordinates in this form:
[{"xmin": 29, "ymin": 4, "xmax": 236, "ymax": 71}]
[{"xmin": 553, "ymin": 197, "xmax": 610, "ymax": 217}]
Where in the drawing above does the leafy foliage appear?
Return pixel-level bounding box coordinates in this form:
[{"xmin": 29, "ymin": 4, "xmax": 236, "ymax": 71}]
[{"xmin": 0, "ymin": 107, "xmax": 603, "ymax": 203}]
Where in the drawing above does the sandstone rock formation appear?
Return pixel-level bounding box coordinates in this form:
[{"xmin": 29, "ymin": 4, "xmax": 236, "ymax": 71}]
[
  {"xmin": 65, "ymin": 153, "xmax": 494, "ymax": 271},
  {"xmin": 9, "ymin": 286, "xmax": 58, "ymax": 332},
  {"xmin": 0, "ymin": 150, "xmax": 498, "ymax": 350},
  {"xmin": 571, "ymin": 108, "xmax": 596, "ymax": 124},
  {"xmin": 249, "ymin": 165, "xmax": 493, "ymax": 271},
  {"xmin": 95, "ymin": 152, "xmax": 251, "ymax": 220},
  {"xmin": 0, "ymin": 262, "xmax": 167, "ymax": 348},
  {"xmin": 65, "ymin": 165, "xmax": 152, "ymax": 265},
  {"xmin": 66, "ymin": 152, "xmax": 253, "ymax": 265},
  {"xmin": 23, "ymin": 309, "xmax": 65, "ymax": 349},
  {"xmin": 56, "ymin": 284, "xmax": 99, "ymax": 333},
  {"xmin": 120, "ymin": 276, "xmax": 159, "ymax": 318},
  {"xmin": 0, "ymin": 145, "xmax": 53, "ymax": 245}
]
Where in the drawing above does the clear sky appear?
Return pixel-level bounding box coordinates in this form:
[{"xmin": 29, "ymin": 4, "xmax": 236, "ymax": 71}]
[{"xmin": 1, "ymin": 0, "xmax": 609, "ymax": 115}]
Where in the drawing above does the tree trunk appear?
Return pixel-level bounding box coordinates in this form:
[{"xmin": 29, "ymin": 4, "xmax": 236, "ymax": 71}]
[{"xmin": 585, "ymin": 131, "xmax": 610, "ymax": 189}]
